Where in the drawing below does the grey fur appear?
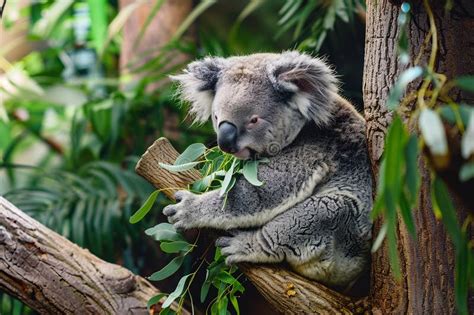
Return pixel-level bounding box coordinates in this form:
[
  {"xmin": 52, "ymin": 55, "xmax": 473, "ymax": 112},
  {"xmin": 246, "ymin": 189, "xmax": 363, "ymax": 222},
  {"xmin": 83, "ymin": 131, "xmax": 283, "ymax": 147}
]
[{"xmin": 166, "ymin": 52, "xmax": 372, "ymax": 287}]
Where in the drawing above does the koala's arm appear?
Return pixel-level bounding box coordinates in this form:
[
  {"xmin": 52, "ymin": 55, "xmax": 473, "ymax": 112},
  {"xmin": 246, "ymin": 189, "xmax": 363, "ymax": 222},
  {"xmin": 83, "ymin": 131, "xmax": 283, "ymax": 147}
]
[{"xmin": 163, "ymin": 159, "xmax": 330, "ymax": 230}]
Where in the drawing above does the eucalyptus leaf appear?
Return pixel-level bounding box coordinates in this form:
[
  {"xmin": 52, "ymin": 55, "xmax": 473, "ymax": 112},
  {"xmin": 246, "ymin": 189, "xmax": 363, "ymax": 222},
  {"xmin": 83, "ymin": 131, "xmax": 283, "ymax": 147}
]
[
  {"xmin": 129, "ymin": 190, "xmax": 159, "ymax": 224},
  {"xmin": 455, "ymin": 238, "xmax": 469, "ymax": 315},
  {"xmin": 399, "ymin": 191, "xmax": 416, "ymax": 237},
  {"xmin": 159, "ymin": 161, "xmax": 201, "ymax": 173},
  {"xmin": 161, "ymin": 274, "xmax": 192, "ymax": 308},
  {"xmin": 459, "ymin": 163, "xmax": 474, "ymax": 182},
  {"xmin": 455, "ymin": 76, "xmax": 474, "ymax": 93},
  {"xmin": 230, "ymin": 293, "xmax": 240, "ymax": 315},
  {"xmin": 220, "ymin": 159, "xmax": 238, "ymax": 196},
  {"xmin": 175, "ymin": 143, "xmax": 206, "ymax": 165},
  {"xmin": 160, "ymin": 241, "xmax": 193, "ymax": 254},
  {"xmin": 200, "ymin": 280, "xmax": 211, "ymax": 303},
  {"xmin": 419, "ymin": 108, "xmax": 448, "ymax": 156},
  {"xmin": 147, "ymin": 293, "xmax": 167, "ymax": 311},
  {"xmin": 431, "ymin": 177, "xmax": 461, "ymax": 249},
  {"xmin": 386, "ymin": 67, "xmax": 423, "ymax": 110},
  {"xmin": 404, "ymin": 134, "xmax": 419, "ymax": 203},
  {"xmin": 218, "ymin": 296, "xmax": 228, "ymax": 315},
  {"xmin": 145, "ymin": 223, "xmax": 185, "ymax": 242},
  {"xmin": 242, "ymin": 160, "xmax": 264, "ymax": 186},
  {"xmin": 148, "ymin": 256, "xmax": 185, "ymax": 281}
]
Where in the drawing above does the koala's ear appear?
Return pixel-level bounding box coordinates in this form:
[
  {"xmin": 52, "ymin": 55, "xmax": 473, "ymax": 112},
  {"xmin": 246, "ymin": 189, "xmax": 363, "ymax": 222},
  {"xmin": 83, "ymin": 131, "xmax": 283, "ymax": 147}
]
[
  {"xmin": 267, "ymin": 51, "xmax": 338, "ymax": 127},
  {"xmin": 170, "ymin": 57, "xmax": 226, "ymax": 124}
]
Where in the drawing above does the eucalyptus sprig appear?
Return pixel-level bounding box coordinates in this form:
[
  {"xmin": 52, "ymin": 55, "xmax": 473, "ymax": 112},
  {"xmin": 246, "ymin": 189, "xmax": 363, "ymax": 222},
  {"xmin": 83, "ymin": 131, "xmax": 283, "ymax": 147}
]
[
  {"xmin": 372, "ymin": 2, "xmax": 474, "ymax": 314},
  {"xmin": 130, "ymin": 142, "xmax": 266, "ymax": 314}
]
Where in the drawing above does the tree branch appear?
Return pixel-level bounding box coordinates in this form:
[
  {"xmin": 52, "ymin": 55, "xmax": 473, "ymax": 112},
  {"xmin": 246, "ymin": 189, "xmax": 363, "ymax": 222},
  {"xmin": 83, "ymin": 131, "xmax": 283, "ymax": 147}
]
[
  {"xmin": 0, "ymin": 196, "xmax": 189, "ymax": 315},
  {"xmin": 136, "ymin": 137, "xmax": 366, "ymax": 314}
]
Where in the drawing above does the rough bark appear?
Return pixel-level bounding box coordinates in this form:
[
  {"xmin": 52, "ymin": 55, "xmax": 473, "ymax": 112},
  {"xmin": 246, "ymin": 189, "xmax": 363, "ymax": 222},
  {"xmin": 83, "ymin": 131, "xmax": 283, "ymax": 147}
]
[
  {"xmin": 363, "ymin": 1, "xmax": 474, "ymax": 314},
  {"xmin": 0, "ymin": 197, "xmax": 189, "ymax": 315},
  {"xmin": 135, "ymin": 138, "xmax": 365, "ymax": 315}
]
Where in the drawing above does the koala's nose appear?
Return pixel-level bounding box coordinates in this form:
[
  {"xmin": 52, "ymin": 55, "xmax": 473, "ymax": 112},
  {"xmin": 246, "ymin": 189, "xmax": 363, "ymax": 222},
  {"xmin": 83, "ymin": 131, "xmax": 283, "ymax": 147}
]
[{"xmin": 218, "ymin": 121, "xmax": 238, "ymax": 153}]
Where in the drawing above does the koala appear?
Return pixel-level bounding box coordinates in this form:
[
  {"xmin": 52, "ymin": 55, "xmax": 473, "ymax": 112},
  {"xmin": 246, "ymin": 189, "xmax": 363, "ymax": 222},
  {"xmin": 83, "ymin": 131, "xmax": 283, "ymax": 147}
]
[{"xmin": 164, "ymin": 51, "xmax": 373, "ymax": 288}]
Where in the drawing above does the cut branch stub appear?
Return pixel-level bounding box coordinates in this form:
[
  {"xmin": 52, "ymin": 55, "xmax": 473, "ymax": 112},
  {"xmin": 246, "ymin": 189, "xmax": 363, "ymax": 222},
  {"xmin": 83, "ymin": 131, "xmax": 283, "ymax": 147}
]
[{"xmin": 135, "ymin": 138, "xmax": 366, "ymax": 314}]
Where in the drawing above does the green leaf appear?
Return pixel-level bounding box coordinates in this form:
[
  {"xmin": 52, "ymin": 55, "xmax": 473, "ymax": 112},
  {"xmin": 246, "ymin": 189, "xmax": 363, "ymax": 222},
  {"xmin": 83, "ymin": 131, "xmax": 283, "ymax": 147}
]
[
  {"xmin": 147, "ymin": 293, "xmax": 167, "ymax": 311},
  {"xmin": 162, "ymin": 274, "xmax": 192, "ymax": 308},
  {"xmin": 175, "ymin": 143, "xmax": 207, "ymax": 165},
  {"xmin": 459, "ymin": 163, "xmax": 474, "ymax": 182},
  {"xmin": 230, "ymin": 293, "xmax": 240, "ymax": 315},
  {"xmin": 431, "ymin": 177, "xmax": 461, "ymax": 248},
  {"xmin": 159, "ymin": 161, "xmax": 201, "ymax": 173},
  {"xmin": 87, "ymin": 0, "xmax": 108, "ymax": 53},
  {"xmin": 242, "ymin": 160, "xmax": 264, "ymax": 186},
  {"xmin": 386, "ymin": 195, "xmax": 401, "ymax": 279},
  {"xmin": 216, "ymin": 272, "xmax": 245, "ymax": 292},
  {"xmin": 371, "ymin": 222, "xmax": 388, "ymax": 253},
  {"xmin": 419, "ymin": 108, "xmax": 448, "ymax": 156},
  {"xmin": 384, "ymin": 115, "xmax": 407, "ymax": 209},
  {"xmin": 129, "ymin": 190, "xmax": 159, "ymax": 224},
  {"xmin": 160, "ymin": 241, "xmax": 193, "ymax": 254},
  {"xmin": 145, "ymin": 223, "xmax": 185, "ymax": 242},
  {"xmin": 200, "ymin": 280, "xmax": 211, "ymax": 303},
  {"xmin": 404, "ymin": 134, "xmax": 420, "ymax": 203},
  {"xmin": 455, "ymin": 238, "xmax": 469, "ymax": 315},
  {"xmin": 399, "ymin": 191, "xmax": 417, "ymax": 237},
  {"xmin": 455, "ymin": 76, "xmax": 474, "ymax": 93},
  {"xmin": 386, "ymin": 67, "xmax": 423, "ymax": 110},
  {"xmin": 220, "ymin": 158, "xmax": 238, "ymax": 196},
  {"xmin": 218, "ymin": 296, "xmax": 229, "ymax": 315},
  {"xmin": 149, "ymin": 256, "xmax": 185, "ymax": 281}
]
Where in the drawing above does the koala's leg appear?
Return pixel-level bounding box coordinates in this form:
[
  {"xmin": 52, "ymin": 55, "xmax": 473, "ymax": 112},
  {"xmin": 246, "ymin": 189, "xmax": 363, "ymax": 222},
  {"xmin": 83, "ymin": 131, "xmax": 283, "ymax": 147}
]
[
  {"xmin": 163, "ymin": 162, "xmax": 330, "ymax": 231},
  {"xmin": 217, "ymin": 192, "xmax": 372, "ymax": 286}
]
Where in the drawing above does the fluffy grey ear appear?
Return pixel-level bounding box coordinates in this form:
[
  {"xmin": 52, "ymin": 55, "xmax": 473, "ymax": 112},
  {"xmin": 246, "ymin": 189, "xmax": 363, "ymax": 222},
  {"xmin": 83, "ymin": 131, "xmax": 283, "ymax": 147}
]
[
  {"xmin": 170, "ymin": 57, "xmax": 226, "ymax": 124},
  {"xmin": 267, "ymin": 51, "xmax": 338, "ymax": 126}
]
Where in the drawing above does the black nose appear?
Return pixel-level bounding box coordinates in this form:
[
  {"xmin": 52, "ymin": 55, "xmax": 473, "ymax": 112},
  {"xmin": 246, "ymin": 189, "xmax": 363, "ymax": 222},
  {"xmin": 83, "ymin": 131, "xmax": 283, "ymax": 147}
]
[{"xmin": 218, "ymin": 122, "xmax": 238, "ymax": 153}]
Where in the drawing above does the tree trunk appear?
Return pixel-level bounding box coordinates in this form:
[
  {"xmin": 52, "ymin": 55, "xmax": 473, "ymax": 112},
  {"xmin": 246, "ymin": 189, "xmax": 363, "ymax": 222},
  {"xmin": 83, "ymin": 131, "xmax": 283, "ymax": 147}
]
[
  {"xmin": 363, "ymin": 1, "xmax": 474, "ymax": 313},
  {"xmin": 0, "ymin": 197, "xmax": 189, "ymax": 315}
]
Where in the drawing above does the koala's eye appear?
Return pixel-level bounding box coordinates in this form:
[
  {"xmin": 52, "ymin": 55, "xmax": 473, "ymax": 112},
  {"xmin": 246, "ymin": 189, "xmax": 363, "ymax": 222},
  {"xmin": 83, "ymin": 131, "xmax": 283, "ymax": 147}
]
[
  {"xmin": 249, "ymin": 116, "xmax": 259, "ymax": 124},
  {"xmin": 247, "ymin": 116, "xmax": 259, "ymax": 129}
]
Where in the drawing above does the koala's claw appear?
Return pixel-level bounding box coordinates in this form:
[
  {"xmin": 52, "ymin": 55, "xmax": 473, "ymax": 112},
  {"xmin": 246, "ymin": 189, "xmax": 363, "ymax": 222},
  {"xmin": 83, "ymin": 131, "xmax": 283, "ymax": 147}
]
[
  {"xmin": 216, "ymin": 235, "xmax": 253, "ymax": 265},
  {"xmin": 162, "ymin": 205, "xmax": 176, "ymax": 217},
  {"xmin": 215, "ymin": 236, "xmax": 232, "ymax": 248}
]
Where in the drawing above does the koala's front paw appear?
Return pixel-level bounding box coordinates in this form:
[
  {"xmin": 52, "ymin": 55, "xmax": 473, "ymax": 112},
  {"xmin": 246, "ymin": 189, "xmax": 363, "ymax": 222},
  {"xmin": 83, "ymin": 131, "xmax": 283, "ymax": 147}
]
[
  {"xmin": 215, "ymin": 232, "xmax": 254, "ymax": 265},
  {"xmin": 162, "ymin": 190, "xmax": 200, "ymax": 231}
]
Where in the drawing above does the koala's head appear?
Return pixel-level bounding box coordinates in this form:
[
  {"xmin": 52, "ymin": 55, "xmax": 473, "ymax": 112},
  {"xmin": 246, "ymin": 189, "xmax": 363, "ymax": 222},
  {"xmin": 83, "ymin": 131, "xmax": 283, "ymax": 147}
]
[{"xmin": 171, "ymin": 51, "xmax": 338, "ymax": 159}]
